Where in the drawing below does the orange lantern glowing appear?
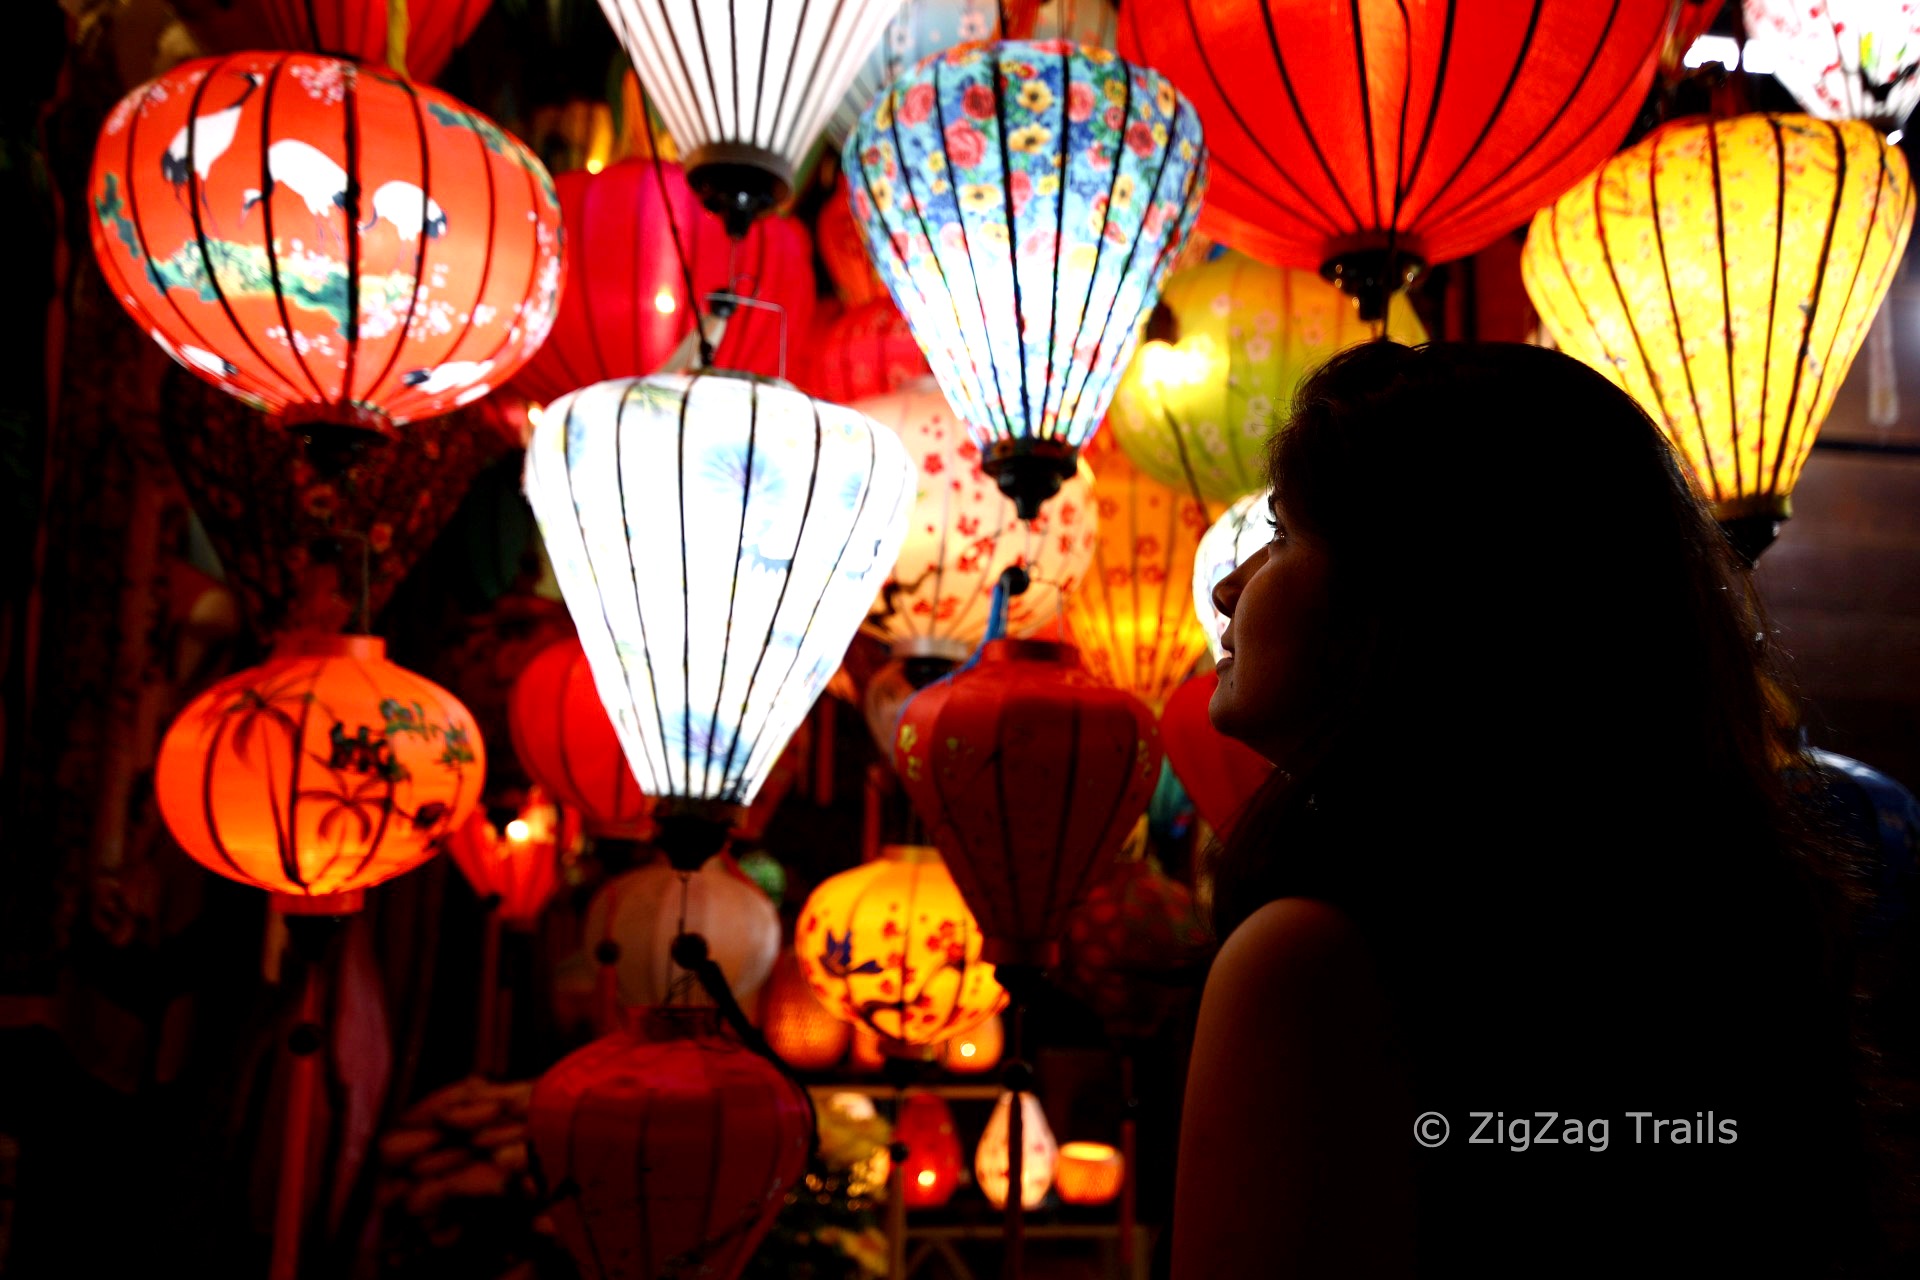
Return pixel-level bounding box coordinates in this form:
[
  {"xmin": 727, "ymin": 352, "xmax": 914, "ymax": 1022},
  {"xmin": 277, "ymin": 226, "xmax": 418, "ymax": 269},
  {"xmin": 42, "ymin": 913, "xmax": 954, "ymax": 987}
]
[
  {"xmin": 849, "ymin": 1024, "xmax": 887, "ymax": 1073},
  {"xmin": 90, "ymin": 53, "xmax": 562, "ymax": 446},
  {"xmin": 976, "ymin": 1090, "xmax": 1057, "ymax": 1210},
  {"xmin": 759, "ymin": 948, "xmax": 851, "ymax": 1071},
  {"xmin": 938, "ymin": 1011, "xmax": 1003, "ymax": 1076},
  {"xmin": 258, "ymin": 1, "xmax": 492, "ymax": 84},
  {"xmin": 156, "ymin": 633, "xmax": 484, "ymax": 912},
  {"xmin": 1054, "ymin": 1142, "xmax": 1124, "ymax": 1206},
  {"xmin": 445, "ymin": 790, "xmax": 562, "ymax": 929},
  {"xmin": 508, "ymin": 636, "xmax": 652, "ymax": 838},
  {"xmin": 796, "ymin": 845, "xmax": 1007, "ymax": 1054},
  {"xmin": 896, "ymin": 1092, "xmax": 964, "ymax": 1209}
]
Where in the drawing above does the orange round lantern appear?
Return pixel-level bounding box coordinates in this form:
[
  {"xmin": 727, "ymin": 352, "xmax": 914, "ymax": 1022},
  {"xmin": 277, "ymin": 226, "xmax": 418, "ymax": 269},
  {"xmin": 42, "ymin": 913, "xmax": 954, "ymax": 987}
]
[
  {"xmin": 796, "ymin": 845, "xmax": 1007, "ymax": 1054},
  {"xmin": 156, "ymin": 633, "xmax": 484, "ymax": 912},
  {"xmin": 758, "ymin": 948, "xmax": 851, "ymax": 1071},
  {"xmin": 90, "ymin": 53, "xmax": 562, "ymax": 445},
  {"xmin": 445, "ymin": 790, "xmax": 563, "ymax": 929},
  {"xmin": 1054, "ymin": 1142, "xmax": 1124, "ymax": 1206},
  {"xmin": 258, "ymin": 0, "xmax": 492, "ymax": 84},
  {"xmin": 896, "ymin": 1091, "xmax": 965, "ymax": 1209},
  {"xmin": 508, "ymin": 636, "xmax": 652, "ymax": 838},
  {"xmin": 938, "ymin": 1011, "xmax": 1003, "ymax": 1076}
]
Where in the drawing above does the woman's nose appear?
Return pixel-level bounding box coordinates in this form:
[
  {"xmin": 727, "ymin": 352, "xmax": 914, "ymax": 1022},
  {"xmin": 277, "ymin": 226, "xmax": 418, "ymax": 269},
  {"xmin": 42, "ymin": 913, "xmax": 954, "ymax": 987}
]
[{"xmin": 1210, "ymin": 546, "xmax": 1264, "ymax": 619}]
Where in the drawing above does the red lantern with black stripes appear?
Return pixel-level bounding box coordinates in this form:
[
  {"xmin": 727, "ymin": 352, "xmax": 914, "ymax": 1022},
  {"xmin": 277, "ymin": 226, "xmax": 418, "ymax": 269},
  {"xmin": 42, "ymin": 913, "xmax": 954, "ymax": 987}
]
[{"xmin": 508, "ymin": 635, "xmax": 652, "ymax": 838}]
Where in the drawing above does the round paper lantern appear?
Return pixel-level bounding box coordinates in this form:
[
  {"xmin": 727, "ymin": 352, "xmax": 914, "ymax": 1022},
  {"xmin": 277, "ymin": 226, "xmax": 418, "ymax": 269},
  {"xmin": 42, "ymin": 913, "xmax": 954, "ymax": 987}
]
[
  {"xmin": 1058, "ymin": 844, "xmax": 1210, "ymax": 1038},
  {"xmin": 1522, "ymin": 115, "xmax": 1915, "ymax": 561},
  {"xmin": 895, "ymin": 1091, "xmax": 965, "ymax": 1209},
  {"xmin": 90, "ymin": 54, "xmax": 562, "ymax": 444},
  {"xmin": 528, "ymin": 1008, "xmax": 812, "ymax": 1280},
  {"xmin": 894, "ymin": 639, "xmax": 1162, "ymax": 967},
  {"xmin": 258, "ymin": 0, "xmax": 492, "ymax": 84},
  {"xmin": 797, "ymin": 301, "xmax": 931, "ymax": 406},
  {"xmin": 796, "ymin": 844, "xmax": 1007, "ymax": 1053},
  {"xmin": 523, "ymin": 372, "xmax": 915, "ymax": 862},
  {"xmin": 156, "ymin": 633, "xmax": 484, "ymax": 912},
  {"xmin": 758, "ymin": 948, "xmax": 851, "ymax": 1071},
  {"xmin": 1161, "ymin": 673, "xmax": 1273, "ymax": 838},
  {"xmin": 860, "ymin": 383, "xmax": 1098, "ymax": 662},
  {"xmin": 975, "ymin": 1090, "xmax": 1057, "ymax": 1210},
  {"xmin": 1054, "ymin": 1142, "xmax": 1123, "ymax": 1206},
  {"xmin": 1063, "ymin": 435, "xmax": 1212, "ymax": 714},
  {"xmin": 508, "ymin": 635, "xmax": 653, "ymax": 838},
  {"xmin": 511, "ymin": 159, "xmax": 815, "ymax": 405},
  {"xmin": 843, "ymin": 39, "xmax": 1207, "ymax": 517},
  {"xmin": 1191, "ymin": 491, "xmax": 1267, "ymax": 662},
  {"xmin": 1745, "ymin": 2, "xmax": 1920, "ymax": 132},
  {"xmin": 1107, "ymin": 251, "xmax": 1424, "ymax": 503},
  {"xmin": 598, "ymin": 0, "xmax": 904, "ymax": 230},
  {"xmin": 446, "ymin": 790, "xmax": 564, "ymax": 928},
  {"xmin": 826, "ymin": 0, "xmax": 1039, "ymax": 143},
  {"xmin": 938, "ymin": 1010, "xmax": 1002, "ymax": 1075},
  {"xmin": 585, "ymin": 855, "xmax": 781, "ymax": 1010},
  {"xmin": 1117, "ymin": 0, "xmax": 1670, "ymax": 317}
]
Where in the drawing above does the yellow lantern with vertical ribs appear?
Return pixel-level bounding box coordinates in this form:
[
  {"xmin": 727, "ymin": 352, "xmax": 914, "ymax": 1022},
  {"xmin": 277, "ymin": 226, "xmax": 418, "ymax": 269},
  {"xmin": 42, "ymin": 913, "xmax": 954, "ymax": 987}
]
[{"xmin": 1522, "ymin": 114, "xmax": 1914, "ymax": 561}]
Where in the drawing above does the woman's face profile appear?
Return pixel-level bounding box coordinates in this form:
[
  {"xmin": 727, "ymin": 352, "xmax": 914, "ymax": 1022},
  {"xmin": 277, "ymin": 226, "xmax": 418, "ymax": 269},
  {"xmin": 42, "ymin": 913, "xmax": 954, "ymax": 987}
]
[{"xmin": 1208, "ymin": 493, "xmax": 1339, "ymax": 766}]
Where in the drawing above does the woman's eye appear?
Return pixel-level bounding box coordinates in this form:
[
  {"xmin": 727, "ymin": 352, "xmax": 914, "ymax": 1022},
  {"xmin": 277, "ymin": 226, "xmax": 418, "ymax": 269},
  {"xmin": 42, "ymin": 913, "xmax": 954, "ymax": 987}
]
[{"xmin": 1266, "ymin": 517, "xmax": 1285, "ymax": 543}]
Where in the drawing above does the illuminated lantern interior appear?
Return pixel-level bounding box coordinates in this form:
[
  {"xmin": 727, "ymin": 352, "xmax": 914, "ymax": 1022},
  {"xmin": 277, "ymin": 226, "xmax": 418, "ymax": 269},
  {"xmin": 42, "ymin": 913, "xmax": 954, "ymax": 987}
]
[
  {"xmin": 895, "ymin": 1091, "xmax": 965, "ymax": 1209},
  {"xmin": 445, "ymin": 790, "xmax": 564, "ymax": 928},
  {"xmin": 1053, "ymin": 1141, "xmax": 1124, "ymax": 1206},
  {"xmin": 1192, "ymin": 491, "xmax": 1269, "ymax": 662},
  {"xmin": 975, "ymin": 1090, "xmax": 1057, "ymax": 1209},
  {"xmin": 938, "ymin": 1010, "xmax": 1003, "ymax": 1075}
]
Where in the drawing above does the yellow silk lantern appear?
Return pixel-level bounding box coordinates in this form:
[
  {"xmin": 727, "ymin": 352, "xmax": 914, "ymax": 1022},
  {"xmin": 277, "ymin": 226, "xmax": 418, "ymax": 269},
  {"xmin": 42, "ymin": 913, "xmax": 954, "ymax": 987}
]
[
  {"xmin": 1109, "ymin": 252, "xmax": 1425, "ymax": 503},
  {"xmin": 938, "ymin": 1012, "xmax": 1004, "ymax": 1076},
  {"xmin": 759, "ymin": 948, "xmax": 851, "ymax": 1071},
  {"xmin": 1054, "ymin": 1142, "xmax": 1125, "ymax": 1206},
  {"xmin": 1522, "ymin": 114, "xmax": 1914, "ymax": 560},
  {"xmin": 1065, "ymin": 435, "xmax": 1213, "ymax": 713},
  {"xmin": 975, "ymin": 1090, "xmax": 1057, "ymax": 1210},
  {"xmin": 796, "ymin": 845, "xmax": 1007, "ymax": 1053}
]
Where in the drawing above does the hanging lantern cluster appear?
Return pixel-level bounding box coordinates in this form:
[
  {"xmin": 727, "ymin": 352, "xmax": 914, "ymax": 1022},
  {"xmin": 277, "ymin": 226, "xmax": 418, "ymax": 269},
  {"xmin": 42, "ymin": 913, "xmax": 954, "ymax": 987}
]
[
  {"xmin": 523, "ymin": 372, "xmax": 915, "ymax": 864},
  {"xmin": 585, "ymin": 856, "xmax": 781, "ymax": 1012},
  {"xmin": 1745, "ymin": 2, "xmax": 1920, "ymax": 134},
  {"xmin": 844, "ymin": 39, "xmax": 1208, "ymax": 517},
  {"xmin": 90, "ymin": 53, "xmax": 562, "ymax": 448},
  {"xmin": 156, "ymin": 633, "xmax": 484, "ymax": 912},
  {"xmin": 795, "ymin": 844, "xmax": 1007, "ymax": 1054},
  {"xmin": 446, "ymin": 790, "xmax": 564, "ymax": 928},
  {"xmin": 258, "ymin": 0, "xmax": 492, "ymax": 83},
  {"xmin": 512, "ymin": 158, "xmax": 814, "ymax": 405},
  {"xmin": 508, "ymin": 636, "xmax": 654, "ymax": 839},
  {"xmin": 1522, "ymin": 114, "xmax": 1914, "ymax": 561},
  {"xmin": 861, "ymin": 384, "xmax": 1097, "ymax": 665},
  {"xmin": 1107, "ymin": 252, "xmax": 1424, "ymax": 503},
  {"xmin": 1117, "ymin": 1, "xmax": 1670, "ymax": 317}
]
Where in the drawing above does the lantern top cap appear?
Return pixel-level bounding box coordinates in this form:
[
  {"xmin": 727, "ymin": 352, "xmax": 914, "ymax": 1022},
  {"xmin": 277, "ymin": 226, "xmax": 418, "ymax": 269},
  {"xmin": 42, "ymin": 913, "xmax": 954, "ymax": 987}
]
[
  {"xmin": 881, "ymin": 844, "xmax": 944, "ymax": 866},
  {"xmin": 271, "ymin": 632, "xmax": 387, "ymax": 662},
  {"xmin": 980, "ymin": 638, "xmax": 1080, "ymax": 668}
]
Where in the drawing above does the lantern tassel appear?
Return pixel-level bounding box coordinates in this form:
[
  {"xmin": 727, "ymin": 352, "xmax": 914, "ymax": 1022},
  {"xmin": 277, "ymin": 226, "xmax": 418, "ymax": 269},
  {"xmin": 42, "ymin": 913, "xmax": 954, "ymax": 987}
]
[{"xmin": 386, "ymin": 0, "xmax": 410, "ymax": 77}]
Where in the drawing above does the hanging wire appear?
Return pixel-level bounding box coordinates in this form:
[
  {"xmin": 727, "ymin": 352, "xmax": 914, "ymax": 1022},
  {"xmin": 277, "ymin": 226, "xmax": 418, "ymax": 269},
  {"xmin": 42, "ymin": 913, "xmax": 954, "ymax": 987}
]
[
  {"xmin": 631, "ymin": 72, "xmax": 713, "ymax": 368},
  {"xmin": 328, "ymin": 528, "xmax": 376, "ymax": 633}
]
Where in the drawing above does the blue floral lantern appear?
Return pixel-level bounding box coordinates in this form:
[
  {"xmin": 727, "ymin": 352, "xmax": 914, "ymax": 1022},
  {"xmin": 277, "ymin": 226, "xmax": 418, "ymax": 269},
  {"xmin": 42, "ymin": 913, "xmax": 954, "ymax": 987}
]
[{"xmin": 843, "ymin": 39, "xmax": 1207, "ymax": 518}]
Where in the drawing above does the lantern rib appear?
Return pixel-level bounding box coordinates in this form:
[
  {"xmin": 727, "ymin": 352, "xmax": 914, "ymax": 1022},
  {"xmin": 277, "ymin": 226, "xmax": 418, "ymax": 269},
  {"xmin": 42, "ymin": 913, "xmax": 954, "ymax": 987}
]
[
  {"xmin": 1255, "ymin": 1, "xmax": 1365, "ymax": 234},
  {"xmin": 894, "ymin": 859, "xmax": 919, "ymax": 1033},
  {"xmin": 1348, "ymin": 0, "xmax": 1385, "ymax": 230},
  {"xmin": 1038, "ymin": 46, "xmax": 1072, "ymax": 438},
  {"xmin": 1770, "ymin": 119, "xmax": 1850, "ymax": 499},
  {"xmin": 1754, "ymin": 117, "xmax": 1791, "ymax": 499},
  {"xmin": 991, "ymin": 51, "xmax": 1037, "ymax": 438},
  {"xmin": 988, "ymin": 701, "xmax": 1024, "ymax": 938},
  {"xmin": 557, "ymin": 1096, "xmax": 613, "ymax": 1279},
  {"xmin": 677, "ymin": 385, "xmax": 696, "ymax": 793},
  {"xmin": 1052, "ymin": 65, "xmax": 1135, "ymax": 443},
  {"xmin": 1056, "ymin": 729, "xmax": 1149, "ymax": 949},
  {"xmin": 702, "ymin": 389, "xmax": 758, "ymax": 791},
  {"xmin": 695, "ymin": 1078, "xmax": 728, "ymax": 1276},
  {"xmin": 1589, "ymin": 164, "xmax": 1688, "ymax": 477},
  {"xmin": 754, "ymin": 0, "xmax": 784, "ymax": 158},
  {"xmin": 358, "ymin": 73, "xmax": 439, "ymax": 411},
  {"xmin": 256, "ymin": 62, "xmax": 330, "ymax": 404},
  {"xmin": 1396, "ymin": 0, "xmax": 1458, "ymax": 227},
  {"xmin": 596, "ymin": 387, "xmax": 674, "ymax": 795},
  {"xmin": 1382, "ymin": 0, "xmax": 1419, "ymax": 244},
  {"xmin": 684, "ymin": 0, "xmax": 731, "ymax": 145},
  {"xmin": 341, "ymin": 662, "xmax": 409, "ymax": 882},
  {"xmin": 341, "ymin": 64, "xmax": 365, "ymax": 410},
  {"xmin": 197, "ymin": 715, "xmax": 252, "ymax": 882},
  {"xmin": 278, "ymin": 663, "xmax": 326, "ymax": 889},
  {"xmin": 1646, "ymin": 136, "xmax": 1716, "ymax": 497},
  {"xmin": 1040, "ymin": 698, "xmax": 1083, "ymax": 940},
  {"xmin": 1709, "ymin": 119, "xmax": 1745, "ymax": 501}
]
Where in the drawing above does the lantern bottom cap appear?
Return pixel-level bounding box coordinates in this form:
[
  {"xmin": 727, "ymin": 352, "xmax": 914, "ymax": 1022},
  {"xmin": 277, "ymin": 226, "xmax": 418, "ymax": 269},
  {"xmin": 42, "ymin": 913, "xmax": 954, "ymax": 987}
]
[
  {"xmin": 1716, "ymin": 511, "xmax": 1787, "ymax": 569},
  {"xmin": 652, "ymin": 799, "xmax": 746, "ymax": 871},
  {"xmin": 686, "ymin": 143, "xmax": 793, "ymax": 238},
  {"xmin": 982, "ymin": 438, "xmax": 1079, "ymax": 521},
  {"xmin": 1318, "ymin": 247, "xmax": 1427, "ymax": 323},
  {"xmin": 271, "ymin": 889, "xmax": 366, "ymax": 916},
  {"xmin": 892, "ymin": 635, "xmax": 971, "ymax": 666}
]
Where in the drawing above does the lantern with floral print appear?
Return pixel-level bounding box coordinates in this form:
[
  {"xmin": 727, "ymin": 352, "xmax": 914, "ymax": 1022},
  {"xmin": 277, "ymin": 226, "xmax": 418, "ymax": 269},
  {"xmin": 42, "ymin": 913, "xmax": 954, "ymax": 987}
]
[
  {"xmin": 860, "ymin": 383, "xmax": 1097, "ymax": 664},
  {"xmin": 796, "ymin": 844, "xmax": 1007, "ymax": 1055},
  {"xmin": 258, "ymin": 0, "xmax": 492, "ymax": 84},
  {"xmin": 1108, "ymin": 252, "xmax": 1424, "ymax": 503},
  {"xmin": 90, "ymin": 53, "xmax": 562, "ymax": 449},
  {"xmin": 511, "ymin": 158, "xmax": 814, "ymax": 405},
  {"xmin": 1160, "ymin": 673, "xmax": 1272, "ymax": 839},
  {"xmin": 528, "ymin": 1007, "xmax": 812, "ymax": 1280},
  {"xmin": 1191, "ymin": 491, "xmax": 1266, "ymax": 662},
  {"xmin": 896, "ymin": 1091, "xmax": 965, "ymax": 1208},
  {"xmin": 1063, "ymin": 433, "xmax": 1212, "ymax": 714},
  {"xmin": 843, "ymin": 40, "xmax": 1208, "ymax": 518},
  {"xmin": 155, "ymin": 633, "xmax": 484, "ymax": 913},
  {"xmin": 976, "ymin": 1090, "xmax": 1057, "ymax": 1210},
  {"xmin": 796, "ymin": 300, "xmax": 931, "ymax": 406},
  {"xmin": 1745, "ymin": 2, "xmax": 1920, "ymax": 133},
  {"xmin": 827, "ymin": 0, "xmax": 1040, "ymax": 142},
  {"xmin": 1057, "ymin": 831, "xmax": 1210, "ymax": 1039},
  {"xmin": 508, "ymin": 635, "xmax": 653, "ymax": 839}
]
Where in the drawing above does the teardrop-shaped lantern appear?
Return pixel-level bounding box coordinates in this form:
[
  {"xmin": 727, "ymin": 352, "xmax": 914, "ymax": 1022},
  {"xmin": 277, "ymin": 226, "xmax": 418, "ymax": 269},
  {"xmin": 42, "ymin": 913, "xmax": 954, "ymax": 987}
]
[
  {"xmin": 446, "ymin": 791, "xmax": 564, "ymax": 928},
  {"xmin": 1117, "ymin": 1, "xmax": 1670, "ymax": 318},
  {"xmin": 528, "ymin": 1008, "xmax": 812, "ymax": 1280},
  {"xmin": 597, "ymin": 0, "xmax": 904, "ymax": 232},
  {"xmin": 585, "ymin": 855, "xmax": 781, "ymax": 1011},
  {"xmin": 860, "ymin": 383, "xmax": 1097, "ymax": 664},
  {"xmin": 1522, "ymin": 115, "xmax": 1914, "ymax": 562},
  {"xmin": 258, "ymin": 0, "xmax": 491, "ymax": 84},
  {"xmin": 895, "ymin": 1090, "xmax": 965, "ymax": 1208},
  {"xmin": 1160, "ymin": 673, "xmax": 1273, "ymax": 839},
  {"xmin": 155, "ymin": 633, "xmax": 484, "ymax": 913},
  {"xmin": 1745, "ymin": 2, "xmax": 1920, "ymax": 133},
  {"xmin": 1108, "ymin": 252, "xmax": 1424, "ymax": 503},
  {"xmin": 843, "ymin": 40, "xmax": 1208, "ymax": 517},
  {"xmin": 523, "ymin": 372, "xmax": 915, "ymax": 864},
  {"xmin": 90, "ymin": 54, "xmax": 562, "ymax": 447},
  {"xmin": 512, "ymin": 158, "xmax": 814, "ymax": 405},
  {"xmin": 975, "ymin": 1090, "xmax": 1057, "ymax": 1210},
  {"xmin": 507, "ymin": 636, "xmax": 653, "ymax": 838},
  {"xmin": 795, "ymin": 844, "xmax": 1007, "ymax": 1052},
  {"xmin": 894, "ymin": 639, "xmax": 1161, "ymax": 967},
  {"xmin": 1192, "ymin": 491, "xmax": 1267, "ymax": 662}
]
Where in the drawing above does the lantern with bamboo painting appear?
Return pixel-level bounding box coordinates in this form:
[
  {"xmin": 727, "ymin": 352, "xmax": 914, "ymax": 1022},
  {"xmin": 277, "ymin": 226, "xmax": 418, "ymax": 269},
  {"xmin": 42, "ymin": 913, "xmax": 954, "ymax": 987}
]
[
  {"xmin": 1117, "ymin": 0, "xmax": 1670, "ymax": 319},
  {"xmin": 843, "ymin": 39, "xmax": 1208, "ymax": 518},
  {"xmin": 89, "ymin": 53, "xmax": 561, "ymax": 452},
  {"xmin": 155, "ymin": 633, "xmax": 484, "ymax": 913},
  {"xmin": 507, "ymin": 636, "xmax": 652, "ymax": 839},
  {"xmin": 896, "ymin": 1091, "xmax": 965, "ymax": 1209},
  {"xmin": 975, "ymin": 1090, "xmax": 1057, "ymax": 1210},
  {"xmin": 1522, "ymin": 114, "xmax": 1915, "ymax": 562},
  {"xmin": 758, "ymin": 948, "xmax": 851, "ymax": 1072},
  {"xmin": 796, "ymin": 845, "xmax": 1007, "ymax": 1054},
  {"xmin": 257, "ymin": 0, "xmax": 492, "ymax": 83},
  {"xmin": 527, "ymin": 1008, "xmax": 813, "ymax": 1280}
]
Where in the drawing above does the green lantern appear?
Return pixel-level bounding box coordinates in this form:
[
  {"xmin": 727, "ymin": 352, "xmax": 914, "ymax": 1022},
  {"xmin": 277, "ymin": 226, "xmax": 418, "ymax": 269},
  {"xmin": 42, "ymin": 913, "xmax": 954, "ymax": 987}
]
[{"xmin": 1106, "ymin": 252, "xmax": 1425, "ymax": 503}]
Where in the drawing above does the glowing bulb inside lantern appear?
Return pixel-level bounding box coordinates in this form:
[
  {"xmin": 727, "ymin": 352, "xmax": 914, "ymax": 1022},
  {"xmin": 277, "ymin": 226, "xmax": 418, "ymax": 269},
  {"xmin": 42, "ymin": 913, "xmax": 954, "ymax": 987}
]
[
  {"xmin": 654, "ymin": 289, "xmax": 677, "ymax": 315},
  {"xmin": 527, "ymin": 404, "xmax": 546, "ymax": 429},
  {"xmin": 1137, "ymin": 339, "xmax": 1215, "ymax": 392},
  {"xmin": 506, "ymin": 818, "xmax": 532, "ymax": 843},
  {"xmin": 917, "ymin": 1169, "xmax": 937, "ymax": 1188},
  {"xmin": 586, "ymin": 158, "xmax": 605, "ymax": 174},
  {"xmin": 960, "ymin": 1043, "xmax": 977, "ymax": 1059}
]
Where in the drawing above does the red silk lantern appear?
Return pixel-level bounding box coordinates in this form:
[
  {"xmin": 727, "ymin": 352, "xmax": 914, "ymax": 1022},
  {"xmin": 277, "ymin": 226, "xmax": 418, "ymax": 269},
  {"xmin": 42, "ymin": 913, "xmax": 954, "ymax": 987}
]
[
  {"xmin": 155, "ymin": 633, "xmax": 484, "ymax": 913},
  {"xmin": 446, "ymin": 791, "xmax": 563, "ymax": 928},
  {"xmin": 510, "ymin": 158, "xmax": 815, "ymax": 405},
  {"xmin": 758, "ymin": 948, "xmax": 851, "ymax": 1071},
  {"xmin": 528, "ymin": 1009, "xmax": 812, "ymax": 1280},
  {"xmin": 1058, "ymin": 844, "xmax": 1210, "ymax": 1038},
  {"xmin": 816, "ymin": 175, "xmax": 890, "ymax": 307},
  {"xmin": 1117, "ymin": 0, "xmax": 1670, "ymax": 316},
  {"xmin": 894, "ymin": 640, "xmax": 1162, "ymax": 967},
  {"xmin": 258, "ymin": 0, "xmax": 492, "ymax": 84},
  {"xmin": 795, "ymin": 301, "xmax": 931, "ymax": 406},
  {"xmin": 507, "ymin": 636, "xmax": 652, "ymax": 838},
  {"xmin": 90, "ymin": 53, "xmax": 562, "ymax": 440},
  {"xmin": 1159, "ymin": 672, "xmax": 1273, "ymax": 837},
  {"xmin": 896, "ymin": 1091, "xmax": 964, "ymax": 1209}
]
